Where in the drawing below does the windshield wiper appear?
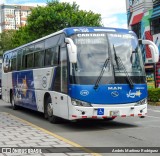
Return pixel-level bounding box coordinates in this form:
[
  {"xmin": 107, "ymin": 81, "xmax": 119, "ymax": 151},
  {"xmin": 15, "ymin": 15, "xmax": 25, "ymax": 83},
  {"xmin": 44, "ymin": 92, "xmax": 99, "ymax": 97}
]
[
  {"xmin": 94, "ymin": 57, "xmax": 110, "ymax": 90},
  {"xmin": 113, "ymin": 45, "xmax": 134, "ymax": 89}
]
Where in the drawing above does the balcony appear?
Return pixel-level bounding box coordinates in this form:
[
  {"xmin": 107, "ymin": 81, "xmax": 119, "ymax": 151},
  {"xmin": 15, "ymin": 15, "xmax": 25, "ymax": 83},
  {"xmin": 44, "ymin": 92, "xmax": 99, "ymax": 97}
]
[
  {"xmin": 6, "ymin": 14, "xmax": 14, "ymax": 18},
  {"xmin": 21, "ymin": 17, "xmax": 27, "ymax": 21},
  {"xmin": 0, "ymin": 22, "xmax": 10, "ymax": 25},
  {"xmin": 153, "ymin": 0, "xmax": 160, "ymax": 8}
]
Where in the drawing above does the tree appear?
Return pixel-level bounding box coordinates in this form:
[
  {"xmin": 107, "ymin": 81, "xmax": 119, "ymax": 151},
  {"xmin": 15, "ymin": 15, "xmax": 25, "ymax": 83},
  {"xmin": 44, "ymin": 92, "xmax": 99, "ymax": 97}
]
[
  {"xmin": 5, "ymin": 0, "xmax": 102, "ymax": 49},
  {"xmin": 11, "ymin": 26, "xmax": 32, "ymax": 48},
  {"xmin": 26, "ymin": 0, "xmax": 102, "ymax": 40},
  {"xmin": 0, "ymin": 30, "xmax": 16, "ymax": 54}
]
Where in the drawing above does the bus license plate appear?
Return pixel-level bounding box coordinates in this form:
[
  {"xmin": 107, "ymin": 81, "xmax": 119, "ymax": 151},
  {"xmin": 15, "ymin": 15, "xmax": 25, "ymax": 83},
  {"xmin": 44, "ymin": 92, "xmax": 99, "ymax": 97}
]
[{"xmin": 110, "ymin": 111, "xmax": 119, "ymax": 116}]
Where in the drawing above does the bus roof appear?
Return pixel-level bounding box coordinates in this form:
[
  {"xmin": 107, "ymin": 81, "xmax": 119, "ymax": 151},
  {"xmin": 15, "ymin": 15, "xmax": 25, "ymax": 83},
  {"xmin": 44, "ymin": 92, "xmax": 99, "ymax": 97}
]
[
  {"xmin": 4, "ymin": 27, "xmax": 135, "ymax": 54},
  {"xmin": 63, "ymin": 27, "xmax": 134, "ymax": 36}
]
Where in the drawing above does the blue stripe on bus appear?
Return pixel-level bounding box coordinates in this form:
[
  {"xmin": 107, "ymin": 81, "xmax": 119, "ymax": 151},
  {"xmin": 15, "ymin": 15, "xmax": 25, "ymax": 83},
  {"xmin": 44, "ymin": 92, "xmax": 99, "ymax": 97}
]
[
  {"xmin": 68, "ymin": 84, "xmax": 147, "ymax": 104},
  {"xmin": 64, "ymin": 27, "xmax": 134, "ymax": 36}
]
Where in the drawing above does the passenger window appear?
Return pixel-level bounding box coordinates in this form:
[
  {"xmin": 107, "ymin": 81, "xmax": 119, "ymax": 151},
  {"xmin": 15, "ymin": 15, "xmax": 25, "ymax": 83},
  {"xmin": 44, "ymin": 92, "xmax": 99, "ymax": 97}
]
[
  {"xmin": 22, "ymin": 48, "xmax": 27, "ymax": 69},
  {"xmin": 3, "ymin": 55, "xmax": 9, "ymax": 73},
  {"xmin": 53, "ymin": 46, "xmax": 68, "ymax": 93},
  {"xmin": 26, "ymin": 53, "xmax": 34, "ymax": 68},
  {"xmin": 35, "ymin": 41, "xmax": 44, "ymax": 51},
  {"xmin": 45, "ymin": 47, "xmax": 58, "ymax": 66},
  {"xmin": 11, "ymin": 58, "xmax": 17, "ymax": 71},
  {"xmin": 17, "ymin": 49, "xmax": 23, "ymax": 70},
  {"xmin": 28, "ymin": 45, "xmax": 35, "ymax": 52},
  {"xmin": 60, "ymin": 47, "xmax": 68, "ymax": 93},
  {"xmin": 34, "ymin": 51, "xmax": 44, "ymax": 67},
  {"xmin": 45, "ymin": 35, "xmax": 60, "ymax": 49}
]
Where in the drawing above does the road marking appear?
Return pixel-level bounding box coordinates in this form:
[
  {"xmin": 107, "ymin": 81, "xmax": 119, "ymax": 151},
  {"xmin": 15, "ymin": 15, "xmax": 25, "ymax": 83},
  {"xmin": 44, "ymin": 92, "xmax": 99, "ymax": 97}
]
[
  {"xmin": 148, "ymin": 125, "xmax": 160, "ymax": 128},
  {"xmin": 6, "ymin": 112, "xmax": 101, "ymax": 156},
  {"xmin": 147, "ymin": 115, "xmax": 160, "ymax": 119},
  {"xmin": 148, "ymin": 109, "xmax": 160, "ymax": 113}
]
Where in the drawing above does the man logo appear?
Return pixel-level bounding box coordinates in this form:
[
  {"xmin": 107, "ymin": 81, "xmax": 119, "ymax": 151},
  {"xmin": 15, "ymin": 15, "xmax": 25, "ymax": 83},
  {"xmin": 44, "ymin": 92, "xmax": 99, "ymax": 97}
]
[
  {"xmin": 108, "ymin": 86, "xmax": 122, "ymax": 90},
  {"xmin": 80, "ymin": 90, "xmax": 89, "ymax": 96},
  {"xmin": 111, "ymin": 91, "xmax": 119, "ymax": 97}
]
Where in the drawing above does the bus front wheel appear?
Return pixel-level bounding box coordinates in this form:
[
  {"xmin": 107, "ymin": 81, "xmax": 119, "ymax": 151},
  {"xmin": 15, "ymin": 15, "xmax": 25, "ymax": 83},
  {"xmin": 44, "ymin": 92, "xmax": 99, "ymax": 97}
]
[{"xmin": 45, "ymin": 96, "xmax": 59, "ymax": 124}]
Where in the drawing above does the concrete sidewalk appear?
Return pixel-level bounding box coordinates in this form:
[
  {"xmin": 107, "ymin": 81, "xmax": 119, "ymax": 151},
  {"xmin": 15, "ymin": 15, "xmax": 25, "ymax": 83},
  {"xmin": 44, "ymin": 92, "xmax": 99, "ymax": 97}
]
[{"xmin": 0, "ymin": 112, "xmax": 96, "ymax": 156}]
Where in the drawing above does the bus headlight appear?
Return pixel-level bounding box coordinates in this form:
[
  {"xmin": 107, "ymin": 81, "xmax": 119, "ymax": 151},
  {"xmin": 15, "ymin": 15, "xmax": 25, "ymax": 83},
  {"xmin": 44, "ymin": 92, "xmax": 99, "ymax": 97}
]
[
  {"xmin": 71, "ymin": 99, "xmax": 92, "ymax": 107},
  {"xmin": 135, "ymin": 98, "xmax": 147, "ymax": 106}
]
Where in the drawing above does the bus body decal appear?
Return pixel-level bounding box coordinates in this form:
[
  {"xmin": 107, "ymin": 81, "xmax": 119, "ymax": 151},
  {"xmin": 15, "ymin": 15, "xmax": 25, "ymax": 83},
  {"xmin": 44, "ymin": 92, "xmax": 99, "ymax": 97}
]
[{"xmin": 12, "ymin": 70, "xmax": 38, "ymax": 110}]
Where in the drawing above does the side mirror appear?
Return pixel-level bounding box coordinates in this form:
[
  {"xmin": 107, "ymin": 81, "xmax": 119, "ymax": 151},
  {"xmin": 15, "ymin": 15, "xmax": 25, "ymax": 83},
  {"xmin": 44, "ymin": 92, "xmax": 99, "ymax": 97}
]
[
  {"xmin": 139, "ymin": 39, "xmax": 159, "ymax": 63},
  {"xmin": 65, "ymin": 38, "xmax": 77, "ymax": 63}
]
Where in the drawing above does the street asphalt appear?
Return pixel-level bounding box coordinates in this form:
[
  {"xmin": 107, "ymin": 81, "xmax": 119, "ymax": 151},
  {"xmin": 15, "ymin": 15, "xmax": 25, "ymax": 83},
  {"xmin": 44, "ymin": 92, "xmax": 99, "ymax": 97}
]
[{"xmin": 1, "ymin": 99, "xmax": 160, "ymax": 156}]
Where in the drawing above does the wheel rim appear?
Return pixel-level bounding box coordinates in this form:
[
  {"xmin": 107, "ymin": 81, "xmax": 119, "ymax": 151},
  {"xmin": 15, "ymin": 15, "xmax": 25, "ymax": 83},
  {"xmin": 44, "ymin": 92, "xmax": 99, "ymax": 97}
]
[{"xmin": 47, "ymin": 103, "xmax": 53, "ymax": 117}]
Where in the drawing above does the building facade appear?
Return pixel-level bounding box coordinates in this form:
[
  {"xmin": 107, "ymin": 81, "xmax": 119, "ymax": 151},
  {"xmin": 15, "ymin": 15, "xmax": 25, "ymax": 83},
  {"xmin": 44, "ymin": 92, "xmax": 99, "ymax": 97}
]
[
  {"xmin": 0, "ymin": 4, "xmax": 34, "ymax": 33},
  {"xmin": 126, "ymin": 0, "xmax": 160, "ymax": 88}
]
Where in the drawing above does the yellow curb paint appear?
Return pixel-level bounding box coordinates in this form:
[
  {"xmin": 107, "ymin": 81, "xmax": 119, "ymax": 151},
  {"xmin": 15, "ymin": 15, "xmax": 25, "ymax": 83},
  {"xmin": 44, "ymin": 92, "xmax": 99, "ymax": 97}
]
[{"xmin": 4, "ymin": 112, "xmax": 101, "ymax": 156}]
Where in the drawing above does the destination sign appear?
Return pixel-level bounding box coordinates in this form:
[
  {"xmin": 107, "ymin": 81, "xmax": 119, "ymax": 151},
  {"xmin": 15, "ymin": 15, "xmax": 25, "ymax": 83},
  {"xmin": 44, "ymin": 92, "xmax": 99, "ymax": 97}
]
[
  {"xmin": 75, "ymin": 34, "xmax": 106, "ymax": 44},
  {"xmin": 109, "ymin": 34, "xmax": 135, "ymax": 39}
]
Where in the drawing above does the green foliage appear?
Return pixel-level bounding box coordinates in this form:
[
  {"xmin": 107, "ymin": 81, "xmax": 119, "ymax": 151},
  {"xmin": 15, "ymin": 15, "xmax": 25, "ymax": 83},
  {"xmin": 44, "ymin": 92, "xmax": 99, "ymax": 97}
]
[
  {"xmin": 26, "ymin": 0, "xmax": 102, "ymax": 40},
  {"xmin": 0, "ymin": 30, "xmax": 16, "ymax": 54},
  {"xmin": 11, "ymin": 26, "xmax": 32, "ymax": 48},
  {"xmin": 1, "ymin": 0, "xmax": 102, "ymax": 51},
  {"xmin": 148, "ymin": 88, "xmax": 160, "ymax": 102}
]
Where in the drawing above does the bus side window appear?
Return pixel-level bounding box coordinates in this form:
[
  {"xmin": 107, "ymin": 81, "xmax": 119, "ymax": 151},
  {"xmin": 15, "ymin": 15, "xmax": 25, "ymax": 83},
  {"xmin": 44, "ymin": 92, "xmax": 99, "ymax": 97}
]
[
  {"xmin": 11, "ymin": 57, "xmax": 17, "ymax": 71},
  {"xmin": 34, "ymin": 50, "xmax": 44, "ymax": 67},
  {"xmin": 45, "ymin": 47, "xmax": 58, "ymax": 66},
  {"xmin": 4, "ymin": 53, "xmax": 12, "ymax": 72},
  {"xmin": 60, "ymin": 47, "xmax": 68, "ymax": 93},
  {"xmin": 26, "ymin": 53, "xmax": 34, "ymax": 68},
  {"xmin": 17, "ymin": 49, "xmax": 23, "ymax": 70},
  {"xmin": 22, "ymin": 55, "xmax": 26, "ymax": 69},
  {"xmin": 53, "ymin": 46, "xmax": 68, "ymax": 93},
  {"xmin": 45, "ymin": 35, "xmax": 60, "ymax": 49},
  {"xmin": 8, "ymin": 59, "xmax": 11, "ymax": 72},
  {"xmin": 11, "ymin": 51, "xmax": 17, "ymax": 71},
  {"xmin": 3, "ymin": 55, "xmax": 9, "ymax": 73},
  {"xmin": 21, "ymin": 48, "xmax": 27, "ymax": 70}
]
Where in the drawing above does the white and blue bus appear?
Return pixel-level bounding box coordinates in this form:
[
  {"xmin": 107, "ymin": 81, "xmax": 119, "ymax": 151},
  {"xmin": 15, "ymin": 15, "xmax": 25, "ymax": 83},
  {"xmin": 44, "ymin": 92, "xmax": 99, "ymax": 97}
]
[{"xmin": 2, "ymin": 27, "xmax": 159, "ymax": 123}]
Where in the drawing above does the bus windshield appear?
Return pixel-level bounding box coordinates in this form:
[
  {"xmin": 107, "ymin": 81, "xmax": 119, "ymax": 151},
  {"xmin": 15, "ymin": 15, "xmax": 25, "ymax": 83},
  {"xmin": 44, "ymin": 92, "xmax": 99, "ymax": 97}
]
[{"xmin": 70, "ymin": 32, "xmax": 145, "ymax": 85}]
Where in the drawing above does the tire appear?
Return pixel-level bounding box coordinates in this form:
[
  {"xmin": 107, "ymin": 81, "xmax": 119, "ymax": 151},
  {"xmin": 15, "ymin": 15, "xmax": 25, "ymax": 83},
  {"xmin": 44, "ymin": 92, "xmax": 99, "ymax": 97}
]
[
  {"xmin": 140, "ymin": 116, "xmax": 145, "ymax": 118},
  {"xmin": 103, "ymin": 117, "xmax": 116, "ymax": 121},
  {"xmin": 11, "ymin": 93, "xmax": 18, "ymax": 110},
  {"xmin": 44, "ymin": 96, "xmax": 60, "ymax": 124}
]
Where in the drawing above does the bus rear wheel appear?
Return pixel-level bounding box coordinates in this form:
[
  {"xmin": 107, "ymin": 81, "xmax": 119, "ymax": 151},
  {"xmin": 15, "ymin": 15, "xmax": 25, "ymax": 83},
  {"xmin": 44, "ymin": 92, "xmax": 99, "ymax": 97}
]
[
  {"xmin": 45, "ymin": 96, "xmax": 59, "ymax": 124},
  {"xmin": 11, "ymin": 93, "xmax": 18, "ymax": 110}
]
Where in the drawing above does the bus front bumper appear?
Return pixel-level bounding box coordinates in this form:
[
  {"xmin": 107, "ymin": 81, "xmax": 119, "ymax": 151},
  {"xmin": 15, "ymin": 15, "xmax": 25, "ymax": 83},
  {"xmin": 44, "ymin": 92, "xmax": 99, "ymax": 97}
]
[{"xmin": 69, "ymin": 103, "xmax": 147, "ymax": 120}]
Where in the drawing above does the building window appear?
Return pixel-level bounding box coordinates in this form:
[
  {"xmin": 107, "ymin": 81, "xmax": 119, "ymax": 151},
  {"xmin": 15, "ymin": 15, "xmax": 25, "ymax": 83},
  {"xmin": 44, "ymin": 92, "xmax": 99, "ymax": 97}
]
[
  {"xmin": 131, "ymin": 22, "xmax": 141, "ymax": 38},
  {"xmin": 153, "ymin": 0, "xmax": 160, "ymax": 7},
  {"xmin": 150, "ymin": 17, "xmax": 160, "ymax": 35}
]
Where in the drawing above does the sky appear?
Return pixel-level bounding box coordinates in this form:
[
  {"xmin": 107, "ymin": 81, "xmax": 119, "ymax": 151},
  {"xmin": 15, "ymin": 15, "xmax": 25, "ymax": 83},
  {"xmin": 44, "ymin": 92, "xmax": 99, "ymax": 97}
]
[{"xmin": 0, "ymin": 0, "xmax": 127, "ymax": 28}]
